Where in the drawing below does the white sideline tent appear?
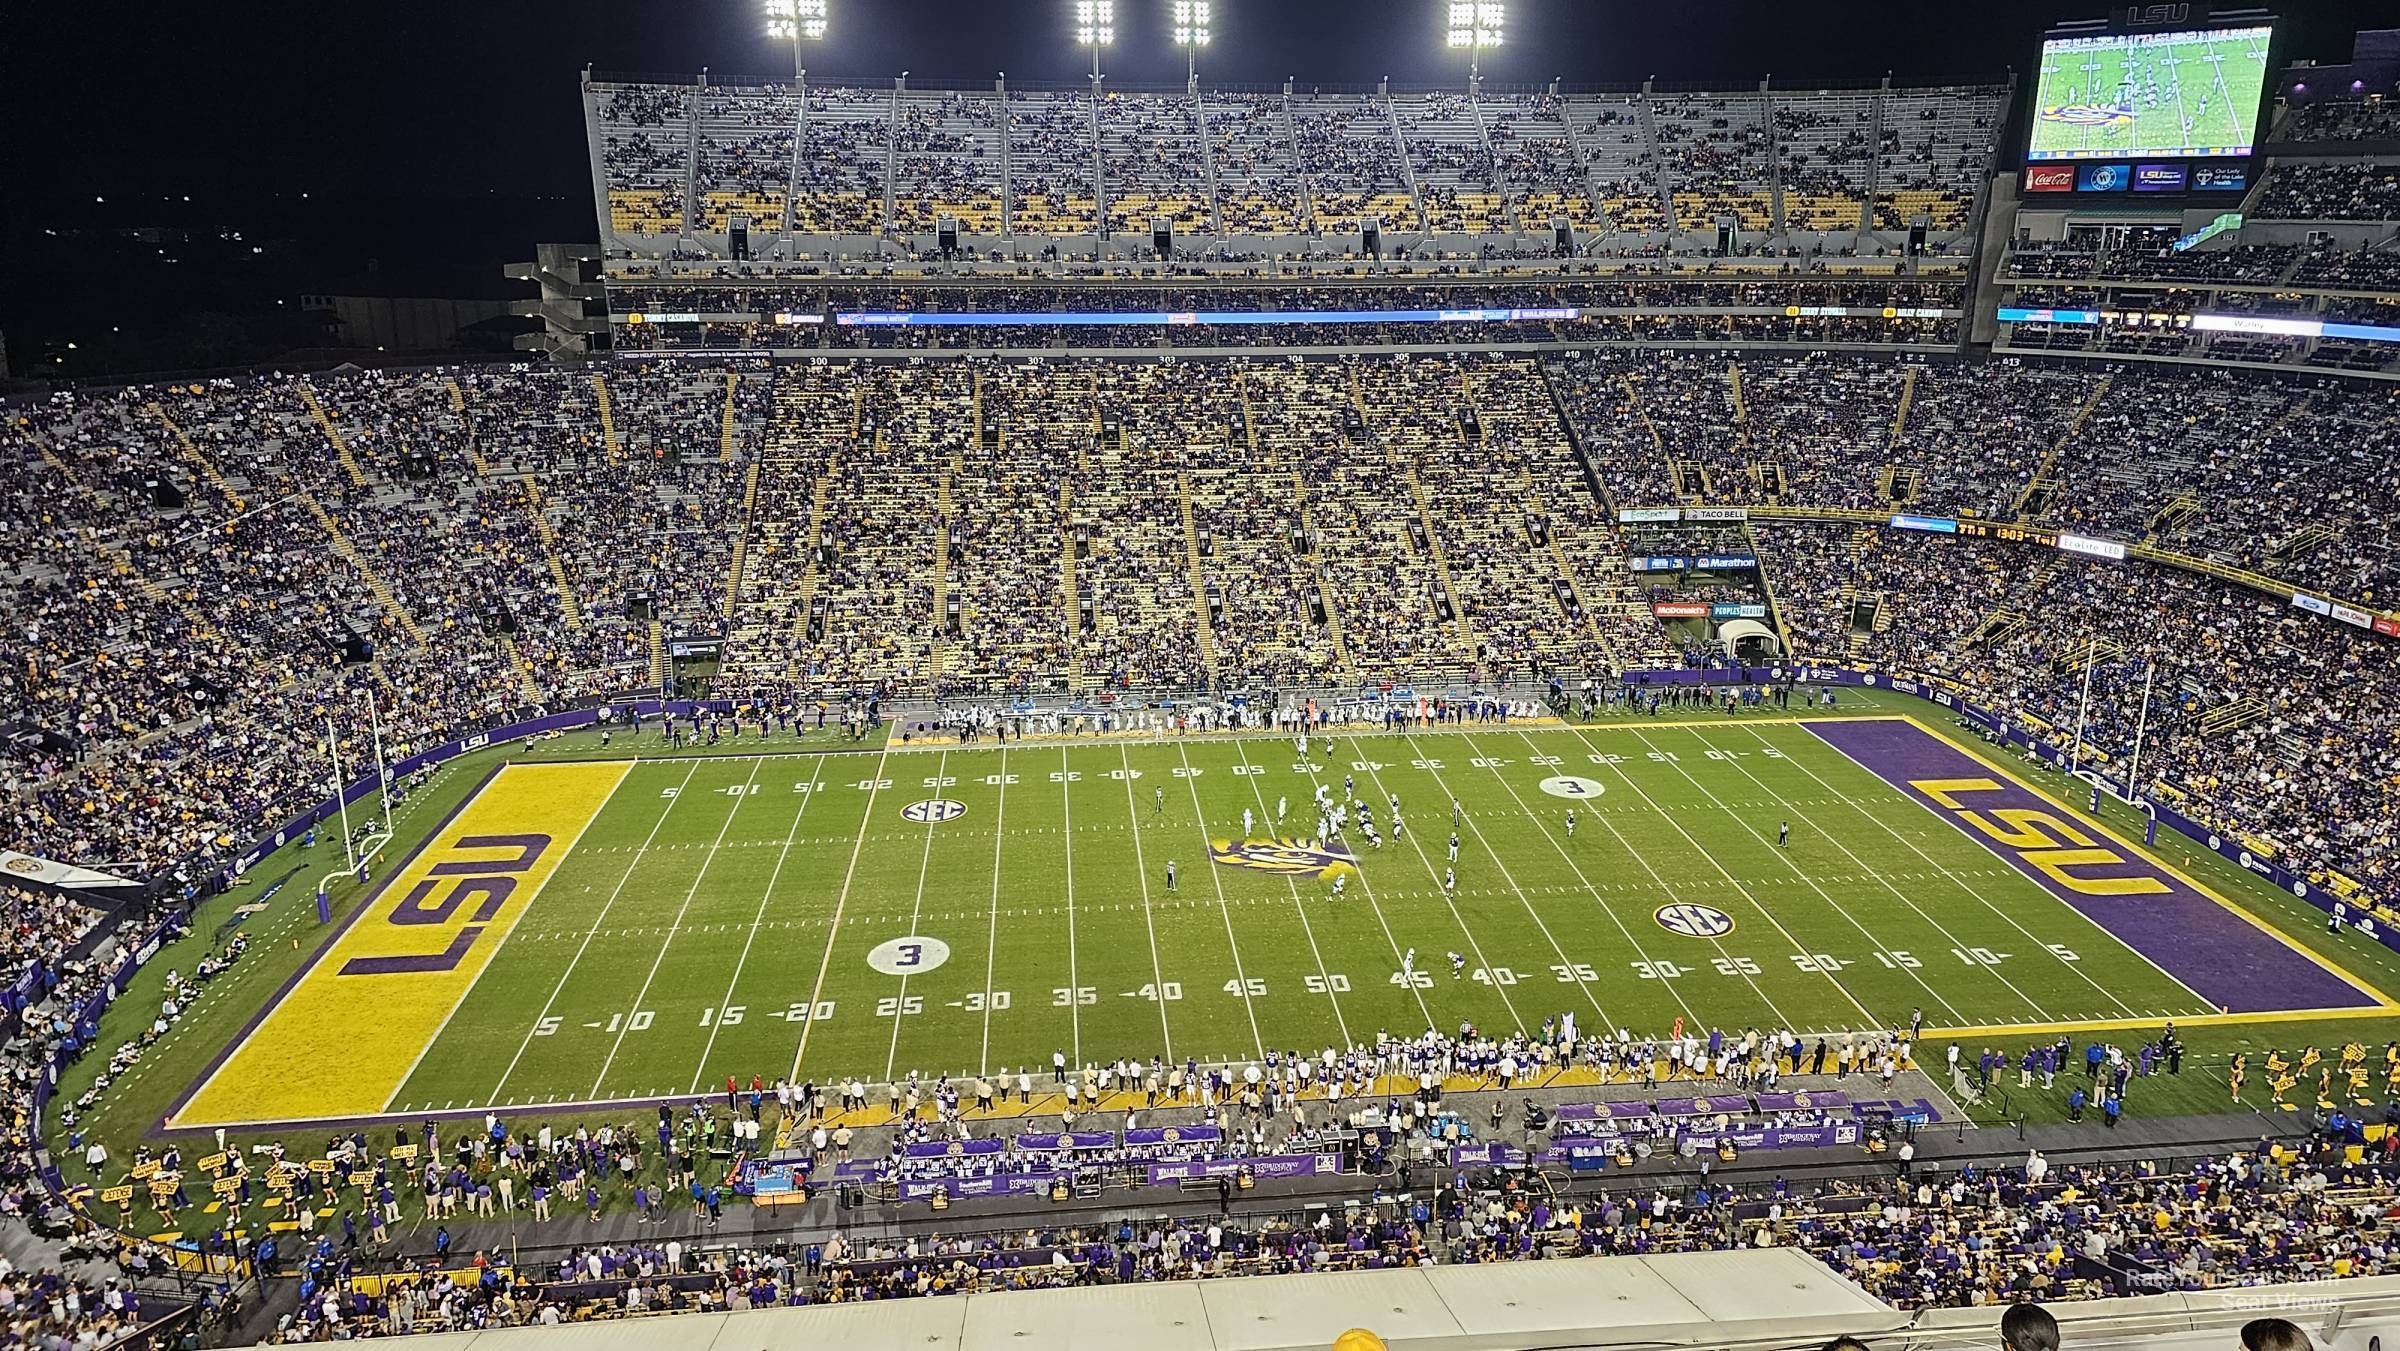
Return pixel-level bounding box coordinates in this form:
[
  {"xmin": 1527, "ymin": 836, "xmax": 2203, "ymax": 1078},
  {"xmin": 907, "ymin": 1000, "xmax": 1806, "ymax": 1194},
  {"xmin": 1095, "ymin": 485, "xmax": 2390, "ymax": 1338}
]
[{"xmin": 354, "ymin": 1255, "xmax": 2400, "ymax": 1351}]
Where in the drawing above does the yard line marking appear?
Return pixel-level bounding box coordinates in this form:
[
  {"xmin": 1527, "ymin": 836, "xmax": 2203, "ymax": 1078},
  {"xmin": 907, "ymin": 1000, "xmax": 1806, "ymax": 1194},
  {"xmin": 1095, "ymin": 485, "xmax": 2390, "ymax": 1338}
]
[
  {"xmin": 1348, "ymin": 740, "xmax": 1547, "ymax": 1035},
  {"xmin": 1208, "ymin": 741, "xmax": 1359, "ymax": 1041},
  {"xmin": 1773, "ymin": 722, "xmax": 2191, "ymax": 1019},
  {"xmin": 882, "ymin": 750, "xmax": 951, "ymax": 1081},
  {"xmin": 687, "ymin": 753, "xmax": 829, "ymax": 1093},
  {"xmin": 1115, "ymin": 745, "xmax": 1179, "ymax": 1062},
  {"xmin": 790, "ymin": 740, "xmax": 899, "ymax": 1081},
  {"xmin": 1650, "ymin": 726, "xmax": 1987, "ymax": 1025},
  {"xmin": 1528, "ymin": 727, "xmax": 1840, "ymax": 1030},
  {"xmin": 483, "ymin": 759, "xmax": 700, "ymax": 1107},
  {"xmin": 977, "ymin": 746, "xmax": 1010, "ymax": 1077},
  {"xmin": 1173, "ymin": 742, "xmax": 1279, "ymax": 1055},
  {"xmin": 591, "ymin": 757, "xmax": 765, "ymax": 1095},
  {"xmin": 1059, "ymin": 746, "xmax": 1083, "ymax": 1066}
]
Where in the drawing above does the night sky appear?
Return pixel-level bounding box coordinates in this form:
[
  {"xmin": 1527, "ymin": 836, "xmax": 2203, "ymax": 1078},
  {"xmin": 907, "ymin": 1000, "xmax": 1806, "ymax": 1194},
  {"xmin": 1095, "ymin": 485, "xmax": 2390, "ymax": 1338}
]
[{"xmin": 4, "ymin": 0, "xmax": 2397, "ymax": 374}]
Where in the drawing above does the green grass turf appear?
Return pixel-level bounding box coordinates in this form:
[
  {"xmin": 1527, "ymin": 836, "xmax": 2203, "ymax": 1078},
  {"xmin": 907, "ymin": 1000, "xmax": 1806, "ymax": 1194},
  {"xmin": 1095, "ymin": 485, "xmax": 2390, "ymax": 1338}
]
[
  {"xmin": 2031, "ymin": 32, "xmax": 2268, "ymax": 159},
  {"xmin": 55, "ymin": 689, "xmax": 2400, "ymax": 1224}
]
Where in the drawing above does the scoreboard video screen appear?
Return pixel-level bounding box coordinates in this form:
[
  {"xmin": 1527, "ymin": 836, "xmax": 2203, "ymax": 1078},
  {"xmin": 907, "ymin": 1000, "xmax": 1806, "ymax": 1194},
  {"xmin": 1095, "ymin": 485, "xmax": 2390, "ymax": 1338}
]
[{"xmin": 2029, "ymin": 25, "xmax": 2272, "ymax": 161}]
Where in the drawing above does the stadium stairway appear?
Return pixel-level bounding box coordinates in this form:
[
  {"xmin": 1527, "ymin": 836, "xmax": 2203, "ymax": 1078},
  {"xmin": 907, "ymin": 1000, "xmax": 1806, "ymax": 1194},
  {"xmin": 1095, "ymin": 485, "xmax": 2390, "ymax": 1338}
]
[
  {"xmin": 1889, "ymin": 367, "xmax": 1917, "ymax": 448},
  {"xmin": 1058, "ymin": 479, "xmax": 1086, "ymax": 691},
  {"xmin": 499, "ymin": 634, "xmax": 540, "ymax": 703},
  {"xmin": 296, "ymin": 383, "xmax": 369, "ymax": 489},
  {"xmin": 1292, "ymin": 472, "xmax": 1354, "ymax": 676},
  {"xmin": 146, "ymin": 402, "xmax": 246, "ymax": 512},
  {"xmin": 1403, "ymin": 466, "xmax": 1479, "ymax": 656},
  {"xmin": 719, "ymin": 373, "xmax": 740, "ymax": 462},
  {"xmin": 2016, "ymin": 374, "xmax": 2113, "ymax": 519},
  {"xmin": 931, "ymin": 475, "xmax": 952, "ymax": 687},
  {"xmin": 1177, "ymin": 472, "xmax": 1222, "ymax": 686},
  {"xmin": 300, "ymin": 493, "xmax": 426, "ymax": 646},
  {"xmin": 724, "ymin": 462, "xmax": 759, "ymax": 623},
  {"xmin": 593, "ymin": 374, "xmax": 624, "ymax": 460},
  {"xmin": 521, "ymin": 474, "xmax": 584, "ymax": 628}
]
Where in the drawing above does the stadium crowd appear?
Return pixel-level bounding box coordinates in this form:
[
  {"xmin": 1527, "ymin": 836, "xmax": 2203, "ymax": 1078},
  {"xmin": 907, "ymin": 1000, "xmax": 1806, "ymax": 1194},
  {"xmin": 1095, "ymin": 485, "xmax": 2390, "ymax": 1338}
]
[
  {"xmin": 260, "ymin": 1137, "xmax": 2400, "ymax": 1337},
  {"xmin": 6, "ymin": 346, "xmax": 2400, "ymax": 912}
]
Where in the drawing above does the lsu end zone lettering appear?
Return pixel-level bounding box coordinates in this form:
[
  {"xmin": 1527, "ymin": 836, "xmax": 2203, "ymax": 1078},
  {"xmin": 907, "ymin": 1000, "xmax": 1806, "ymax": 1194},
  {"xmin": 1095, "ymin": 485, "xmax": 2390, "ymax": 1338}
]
[{"xmin": 170, "ymin": 762, "xmax": 629, "ymax": 1129}]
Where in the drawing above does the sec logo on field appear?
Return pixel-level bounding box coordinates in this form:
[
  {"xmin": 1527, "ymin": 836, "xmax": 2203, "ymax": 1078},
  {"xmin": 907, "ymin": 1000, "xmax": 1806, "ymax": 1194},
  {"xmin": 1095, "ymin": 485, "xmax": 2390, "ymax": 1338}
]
[
  {"xmin": 901, "ymin": 798, "xmax": 967, "ymax": 823},
  {"xmin": 1654, "ymin": 903, "xmax": 1736, "ymax": 938}
]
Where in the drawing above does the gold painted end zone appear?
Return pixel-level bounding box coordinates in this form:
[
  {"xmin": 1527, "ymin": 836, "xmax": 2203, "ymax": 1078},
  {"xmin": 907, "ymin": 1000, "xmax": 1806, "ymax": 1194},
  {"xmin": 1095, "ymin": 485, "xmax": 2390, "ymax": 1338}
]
[{"xmin": 172, "ymin": 762, "xmax": 629, "ymax": 1129}]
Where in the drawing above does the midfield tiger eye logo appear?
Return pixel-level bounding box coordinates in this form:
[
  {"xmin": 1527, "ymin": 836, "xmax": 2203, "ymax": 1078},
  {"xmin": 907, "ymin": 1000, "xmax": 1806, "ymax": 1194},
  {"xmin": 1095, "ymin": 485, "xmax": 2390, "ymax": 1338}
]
[{"xmin": 1208, "ymin": 837, "xmax": 1358, "ymax": 878}]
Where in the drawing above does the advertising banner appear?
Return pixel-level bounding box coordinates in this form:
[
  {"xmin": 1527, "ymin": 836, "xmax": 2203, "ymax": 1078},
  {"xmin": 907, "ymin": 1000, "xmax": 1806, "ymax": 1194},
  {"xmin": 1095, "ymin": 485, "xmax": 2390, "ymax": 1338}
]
[
  {"xmin": 2025, "ymin": 165, "xmax": 2076, "ymax": 192},
  {"xmin": 1617, "ymin": 508, "xmax": 1682, "ymax": 523},
  {"xmin": 2133, "ymin": 164, "xmax": 2189, "ymax": 192},
  {"xmin": 2076, "ymin": 163, "xmax": 2132, "ymax": 192},
  {"xmin": 2194, "ymin": 165, "xmax": 2248, "ymax": 191},
  {"xmin": 1652, "ymin": 602, "xmax": 1710, "ymax": 619}
]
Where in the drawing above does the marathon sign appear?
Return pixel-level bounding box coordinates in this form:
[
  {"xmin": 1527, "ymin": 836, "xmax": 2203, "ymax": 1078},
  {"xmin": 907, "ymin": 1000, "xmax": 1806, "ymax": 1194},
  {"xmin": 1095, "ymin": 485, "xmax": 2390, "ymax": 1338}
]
[{"xmin": 1696, "ymin": 554, "xmax": 1759, "ymax": 570}]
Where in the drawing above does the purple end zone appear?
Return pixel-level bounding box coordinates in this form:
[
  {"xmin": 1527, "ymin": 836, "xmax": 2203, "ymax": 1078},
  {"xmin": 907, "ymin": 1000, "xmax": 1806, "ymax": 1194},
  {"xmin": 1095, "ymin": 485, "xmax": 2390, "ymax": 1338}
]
[{"xmin": 1806, "ymin": 718, "xmax": 2374, "ymax": 1016}]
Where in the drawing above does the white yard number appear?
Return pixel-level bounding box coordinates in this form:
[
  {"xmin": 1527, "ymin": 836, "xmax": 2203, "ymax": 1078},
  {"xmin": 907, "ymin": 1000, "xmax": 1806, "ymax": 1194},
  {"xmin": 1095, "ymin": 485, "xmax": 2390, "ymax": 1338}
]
[
  {"xmin": 1526, "ymin": 755, "xmax": 1562, "ymax": 767},
  {"xmin": 1230, "ymin": 764, "xmax": 1264, "ymax": 776},
  {"xmin": 602, "ymin": 1010, "xmax": 653, "ymax": 1033},
  {"xmin": 1172, "ymin": 767, "xmax": 1203, "ymax": 778},
  {"xmin": 781, "ymin": 1001, "xmax": 836, "ymax": 1022},
  {"xmin": 533, "ymin": 1015, "xmax": 561, "ymax": 1036},
  {"xmin": 1550, "ymin": 963, "xmax": 1599, "ymax": 983},
  {"xmin": 1223, "ymin": 977, "xmax": 1267, "ymax": 997},
  {"xmin": 876, "ymin": 995, "xmax": 925, "ymax": 1016},
  {"xmin": 1411, "ymin": 758, "xmax": 1444, "ymax": 770},
  {"xmin": 1136, "ymin": 982, "xmax": 1183, "ymax": 1002},
  {"xmin": 1105, "ymin": 768, "xmax": 1143, "ymax": 781},
  {"xmin": 981, "ymin": 774, "xmax": 1019, "ymax": 786},
  {"xmin": 1049, "ymin": 771, "xmax": 1082, "ymax": 783},
  {"xmin": 1390, "ymin": 970, "xmax": 1434, "ymax": 989},
  {"xmin": 1472, "ymin": 966, "xmax": 1519, "ymax": 986},
  {"xmin": 1952, "ymin": 947, "xmax": 2005, "ymax": 966},
  {"xmin": 1586, "ymin": 753, "xmax": 1625, "ymax": 765},
  {"xmin": 697, "ymin": 1005, "xmax": 746, "ymax": 1027},
  {"xmin": 922, "ymin": 775, "xmax": 957, "ymax": 788},
  {"xmin": 1305, "ymin": 974, "xmax": 1351, "ymax": 993},
  {"xmin": 1468, "ymin": 757, "xmax": 1510, "ymax": 768},
  {"xmin": 722, "ymin": 783, "xmax": 759, "ymax": 797},
  {"xmin": 660, "ymin": 786, "xmax": 679, "ymax": 798},
  {"xmin": 1713, "ymin": 956, "xmax": 1762, "ymax": 976},
  {"xmin": 1632, "ymin": 961, "xmax": 1687, "ymax": 980},
  {"xmin": 1791, "ymin": 953, "xmax": 1847, "ymax": 973},
  {"xmin": 855, "ymin": 778, "xmax": 893, "ymax": 790},
  {"xmin": 961, "ymin": 991, "xmax": 1011, "ymax": 1012},
  {"xmin": 1872, "ymin": 950, "xmax": 1922, "ymax": 969},
  {"xmin": 2045, "ymin": 943, "xmax": 2081, "ymax": 962},
  {"xmin": 792, "ymin": 781, "xmax": 818, "ymax": 793},
  {"xmin": 1052, "ymin": 987, "xmax": 1098, "ymax": 1006}
]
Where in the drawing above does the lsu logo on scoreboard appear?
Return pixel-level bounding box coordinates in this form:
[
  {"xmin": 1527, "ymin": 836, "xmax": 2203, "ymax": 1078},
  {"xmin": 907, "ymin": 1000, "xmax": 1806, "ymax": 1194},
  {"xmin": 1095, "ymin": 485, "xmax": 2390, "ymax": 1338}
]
[
  {"xmin": 1209, "ymin": 837, "xmax": 1358, "ymax": 879},
  {"xmin": 2039, "ymin": 103, "xmax": 2135, "ymax": 129},
  {"xmin": 1908, "ymin": 778, "xmax": 2170, "ymax": 897}
]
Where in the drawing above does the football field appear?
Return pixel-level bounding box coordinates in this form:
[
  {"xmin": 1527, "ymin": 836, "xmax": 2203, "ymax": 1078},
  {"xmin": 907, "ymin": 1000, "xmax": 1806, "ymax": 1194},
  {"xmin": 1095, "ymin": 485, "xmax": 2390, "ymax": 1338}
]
[
  {"xmin": 165, "ymin": 714, "xmax": 2386, "ymax": 1131},
  {"xmin": 2031, "ymin": 30, "xmax": 2269, "ymax": 160}
]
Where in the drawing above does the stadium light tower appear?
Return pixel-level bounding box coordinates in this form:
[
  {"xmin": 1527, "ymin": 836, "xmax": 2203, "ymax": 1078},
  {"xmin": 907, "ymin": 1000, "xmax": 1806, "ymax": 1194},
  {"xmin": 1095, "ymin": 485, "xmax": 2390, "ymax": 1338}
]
[
  {"xmin": 1170, "ymin": 1, "xmax": 1211, "ymax": 88},
  {"xmin": 764, "ymin": 0, "xmax": 827, "ymax": 79},
  {"xmin": 1445, "ymin": 1, "xmax": 1504, "ymax": 84},
  {"xmin": 1075, "ymin": 1, "xmax": 1115, "ymax": 84}
]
